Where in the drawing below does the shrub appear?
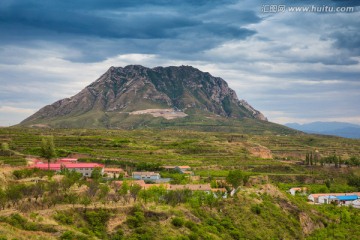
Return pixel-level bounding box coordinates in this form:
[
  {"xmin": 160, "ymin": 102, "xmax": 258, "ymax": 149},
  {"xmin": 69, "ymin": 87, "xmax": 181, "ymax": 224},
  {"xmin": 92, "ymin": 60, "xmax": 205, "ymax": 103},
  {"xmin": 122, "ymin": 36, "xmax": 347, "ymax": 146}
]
[
  {"xmin": 230, "ymin": 229, "xmax": 243, "ymax": 239},
  {"xmin": 60, "ymin": 231, "xmax": 88, "ymax": 240},
  {"xmin": 251, "ymin": 205, "xmax": 262, "ymax": 215},
  {"xmin": 188, "ymin": 233, "xmax": 199, "ymax": 240},
  {"xmin": 126, "ymin": 211, "xmax": 145, "ymax": 229},
  {"xmin": 54, "ymin": 212, "xmax": 74, "ymax": 225},
  {"xmin": 84, "ymin": 209, "xmax": 110, "ymax": 238},
  {"xmin": 60, "ymin": 231, "xmax": 74, "ymax": 240},
  {"xmin": 185, "ymin": 221, "xmax": 198, "ymax": 231},
  {"xmin": 171, "ymin": 217, "xmax": 185, "ymax": 227},
  {"xmin": 110, "ymin": 229, "xmax": 124, "ymax": 240}
]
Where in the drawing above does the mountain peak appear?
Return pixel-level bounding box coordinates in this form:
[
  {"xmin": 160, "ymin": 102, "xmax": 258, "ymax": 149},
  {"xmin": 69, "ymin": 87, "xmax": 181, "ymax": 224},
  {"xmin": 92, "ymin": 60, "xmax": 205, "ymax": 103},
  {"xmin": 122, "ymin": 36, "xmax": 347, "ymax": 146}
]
[{"xmin": 20, "ymin": 65, "xmax": 267, "ymax": 128}]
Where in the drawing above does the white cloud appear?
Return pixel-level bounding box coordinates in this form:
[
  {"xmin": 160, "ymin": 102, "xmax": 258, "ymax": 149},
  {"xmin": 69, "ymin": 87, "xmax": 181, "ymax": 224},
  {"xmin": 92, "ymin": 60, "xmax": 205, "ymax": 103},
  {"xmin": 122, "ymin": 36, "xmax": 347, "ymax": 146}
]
[{"xmin": 0, "ymin": 106, "xmax": 35, "ymax": 114}]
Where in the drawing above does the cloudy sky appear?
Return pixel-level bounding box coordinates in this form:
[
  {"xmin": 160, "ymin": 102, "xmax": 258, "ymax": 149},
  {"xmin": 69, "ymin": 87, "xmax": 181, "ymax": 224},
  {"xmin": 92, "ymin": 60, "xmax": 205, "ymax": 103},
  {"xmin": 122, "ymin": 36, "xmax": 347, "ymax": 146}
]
[{"xmin": 0, "ymin": 0, "xmax": 359, "ymax": 126}]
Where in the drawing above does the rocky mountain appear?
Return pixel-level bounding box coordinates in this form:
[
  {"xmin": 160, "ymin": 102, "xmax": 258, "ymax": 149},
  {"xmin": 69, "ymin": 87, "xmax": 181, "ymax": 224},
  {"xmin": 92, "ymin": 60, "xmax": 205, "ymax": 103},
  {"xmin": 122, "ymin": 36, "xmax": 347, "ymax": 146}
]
[{"xmin": 20, "ymin": 65, "xmax": 283, "ymax": 131}]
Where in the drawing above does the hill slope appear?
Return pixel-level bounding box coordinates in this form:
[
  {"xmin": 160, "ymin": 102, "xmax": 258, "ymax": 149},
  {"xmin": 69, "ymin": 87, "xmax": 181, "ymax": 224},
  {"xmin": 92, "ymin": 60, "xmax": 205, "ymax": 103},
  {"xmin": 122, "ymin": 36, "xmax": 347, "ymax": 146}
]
[{"xmin": 20, "ymin": 65, "xmax": 294, "ymax": 133}]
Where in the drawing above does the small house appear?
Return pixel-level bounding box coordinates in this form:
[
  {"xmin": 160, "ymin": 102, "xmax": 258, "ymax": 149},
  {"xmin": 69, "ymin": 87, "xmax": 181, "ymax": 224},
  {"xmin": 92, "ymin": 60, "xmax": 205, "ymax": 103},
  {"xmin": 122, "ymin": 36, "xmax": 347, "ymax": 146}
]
[
  {"xmin": 132, "ymin": 172, "xmax": 160, "ymax": 181},
  {"xmin": 31, "ymin": 162, "xmax": 104, "ymax": 177},
  {"xmin": 289, "ymin": 187, "xmax": 307, "ymax": 196},
  {"xmin": 308, "ymin": 192, "xmax": 360, "ymax": 204},
  {"xmin": 318, "ymin": 195, "xmax": 337, "ymax": 204}
]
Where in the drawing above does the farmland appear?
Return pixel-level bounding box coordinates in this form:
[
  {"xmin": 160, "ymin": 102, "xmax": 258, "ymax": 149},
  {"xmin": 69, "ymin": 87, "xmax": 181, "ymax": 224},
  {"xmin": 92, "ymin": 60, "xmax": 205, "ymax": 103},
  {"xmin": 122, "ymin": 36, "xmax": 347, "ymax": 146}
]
[{"xmin": 0, "ymin": 127, "xmax": 359, "ymax": 239}]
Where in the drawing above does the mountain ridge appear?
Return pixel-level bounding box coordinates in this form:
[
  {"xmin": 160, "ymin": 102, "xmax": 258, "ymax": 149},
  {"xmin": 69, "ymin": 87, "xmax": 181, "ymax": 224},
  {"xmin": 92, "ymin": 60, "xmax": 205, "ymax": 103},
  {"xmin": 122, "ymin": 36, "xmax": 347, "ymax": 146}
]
[
  {"xmin": 18, "ymin": 65, "xmax": 297, "ymax": 133},
  {"xmin": 285, "ymin": 121, "xmax": 360, "ymax": 139}
]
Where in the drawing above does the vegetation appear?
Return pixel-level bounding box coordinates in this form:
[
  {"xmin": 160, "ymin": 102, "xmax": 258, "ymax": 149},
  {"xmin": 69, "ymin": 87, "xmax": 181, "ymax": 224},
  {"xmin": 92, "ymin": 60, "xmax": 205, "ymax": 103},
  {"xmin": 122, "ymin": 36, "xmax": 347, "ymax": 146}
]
[
  {"xmin": 40, "ymin": 136, "xmax": 56, "ymax": 170},
  {"xmin": 0, "ymin": 127, "xmax": 359, "ymax": 239}
]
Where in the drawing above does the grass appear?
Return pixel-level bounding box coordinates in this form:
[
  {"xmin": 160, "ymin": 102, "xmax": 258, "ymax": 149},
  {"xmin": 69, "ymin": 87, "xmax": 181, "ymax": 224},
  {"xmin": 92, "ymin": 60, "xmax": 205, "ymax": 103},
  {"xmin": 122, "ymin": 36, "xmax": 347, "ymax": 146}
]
[{"xmin": 0, "ymin": 127, "xmax": 359, "ymax": 239}]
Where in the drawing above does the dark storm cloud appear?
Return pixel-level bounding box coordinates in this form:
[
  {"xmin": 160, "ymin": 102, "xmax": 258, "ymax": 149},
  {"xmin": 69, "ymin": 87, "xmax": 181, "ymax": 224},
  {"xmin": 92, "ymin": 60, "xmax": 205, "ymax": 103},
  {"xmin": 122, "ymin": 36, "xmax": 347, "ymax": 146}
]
[
  {"xmin": 0, "ymin": 0, "xmax": 254, "ymax": 62},
  {"xmin": 0, "ymin": 6, "xmax": 197, "ymax": 39},
  {"xmin": 331, "ymin": 31, "xmax": 360, "ymax": 55},
  {"xmin": 0, "ymin": 0, "xmax": 359, "ymax": 125}
]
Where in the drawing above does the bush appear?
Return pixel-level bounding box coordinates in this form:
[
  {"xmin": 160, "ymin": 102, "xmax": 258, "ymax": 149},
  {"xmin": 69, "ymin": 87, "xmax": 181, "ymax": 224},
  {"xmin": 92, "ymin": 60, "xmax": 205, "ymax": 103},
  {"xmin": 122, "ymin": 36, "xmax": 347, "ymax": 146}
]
[
  {"xmin": 230, "ymin": 229, "xmax": 243, "ymax": 239},
  {"xmin": 188, "ymin": 233, "xmax": 199, "ymax": 240},
  {"xmin": 1, "ymin": 213, "xmax": 56, "ymax": 233},
  {"xmin": 60, "ymin": 231, "xmax": 74, "ymax": 240},
  {"xmin": 84, "ymin": 209, "xmax": 110, "ymax": 238},
  {"xmin": 185, "ymin": 221, "xmax": 198, "ymax": 231},
  {"xmin": 110, "ymin": 229, "xmax": 124, "ymax": 240},
  {"xmin": 60, "ymin": 231, "xmax": 88, "ymax": 240},
  {"xmin": 54, "ymin": 212, "xmax": 74, "ymax": 225},
  {"xmin": 171, "ymin": 217, "xmax": 185, "ymax": 227},
  {"xmin": 251, "ymin": 205, "xmax": 262, "ymax": 215},
  {"xmin": 126, "ymin": 211, "xmax": 145, "ymax": 229}
]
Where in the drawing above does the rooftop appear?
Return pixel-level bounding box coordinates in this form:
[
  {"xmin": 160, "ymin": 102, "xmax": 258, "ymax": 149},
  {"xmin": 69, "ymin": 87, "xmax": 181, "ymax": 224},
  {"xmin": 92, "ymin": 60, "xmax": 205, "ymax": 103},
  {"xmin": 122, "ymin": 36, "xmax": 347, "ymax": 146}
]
[
  {"xmin": 104, "ymin": 168, "xmax": 125, "ymax": 173},
  {"xmin": 132, "ymin": 172, "xmax": 160, "ymax": 176},
  {"xmin": 309, "ymin": 192, "xmax": 360, "ymax": 198},
  {"xmin": 336, "ymin": 195, "xmax": 358, "ymax": 201},
  {"xmin": 32, "ymin": 163, "xmax": 104, "ymax": 170},
  {"xmin": 177, "ymin": 166, "xmax": 191, "ymax": 169}
]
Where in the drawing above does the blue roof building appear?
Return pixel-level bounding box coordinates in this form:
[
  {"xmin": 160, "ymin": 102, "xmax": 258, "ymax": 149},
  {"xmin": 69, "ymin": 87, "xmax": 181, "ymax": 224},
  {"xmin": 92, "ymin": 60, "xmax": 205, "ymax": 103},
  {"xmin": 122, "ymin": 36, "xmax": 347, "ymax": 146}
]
[{"xmin": 336, "ymin": 195, "xmax": 358, "ymax": 201}]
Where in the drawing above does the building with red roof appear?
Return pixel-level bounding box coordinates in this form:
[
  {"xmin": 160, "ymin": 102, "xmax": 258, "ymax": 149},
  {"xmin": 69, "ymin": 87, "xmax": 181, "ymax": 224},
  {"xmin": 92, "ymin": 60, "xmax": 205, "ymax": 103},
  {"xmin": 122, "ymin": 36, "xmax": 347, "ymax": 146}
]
[{"xmin": 31, "ymin": 162, "xmax": 104, "ymax": 177}]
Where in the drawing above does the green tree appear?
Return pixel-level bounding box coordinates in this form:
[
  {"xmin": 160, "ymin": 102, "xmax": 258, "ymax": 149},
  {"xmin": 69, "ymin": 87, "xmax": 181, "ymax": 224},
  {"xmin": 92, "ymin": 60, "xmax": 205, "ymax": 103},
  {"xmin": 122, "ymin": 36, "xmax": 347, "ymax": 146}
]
[
  {"xmin": 348, "ymin": 175, "xmax": 360, "ymax": 190},
  {"xmin": 325, "ymin": 179, "xmax": 331, "ymax": 189},
  {"xmin": 6, "ymin": 184, "xmax": 25, "ymax": 207},
  {"xmin": 65, "ymin": 192, "xmax": 79, "ymax": 208},
  {"xmin": 98, "ymin": 184, "xmax": 110, "ymax": 205},
  {"xmin": 1, "ymin": 142, "xmax": 9, "ymax": 151},
  {"xmin": 130, "ymin": 184, "xmax": 142, "ymax": 202},
  {"xmin": 40, "ymin": 136, "xmax": 56, "ymax": 170},
  {"xmin": 0, "ymin": 188, "xmax": 7, "ymax": 210},
  {"xmin": 80, "ymin": 196, "xmax": 91, "ymax": 212},
  {"xmin": 139, "ymin": 189, "xmax": 151, "ymax": 204},
  {"xmin": 226, "ymin": 170, "xmax": 244, "ymax": 189},
  {"xmin": 91, "ymin": 168, "xmax": 103, "ymax": 181},
  {"xmin": 118, "ymin": 181, "xmax": 130, "ymax": 204},
  {"xmin": 305, "ymin": 153, "xmax": 309, "ymax": 165},
  {"xmin": 61, "ymin": 170, "xmax": 83, "ymax": 192},
  {"xmin": 147, "ymin": 185, "xmax": 167, "ymax": 204}
]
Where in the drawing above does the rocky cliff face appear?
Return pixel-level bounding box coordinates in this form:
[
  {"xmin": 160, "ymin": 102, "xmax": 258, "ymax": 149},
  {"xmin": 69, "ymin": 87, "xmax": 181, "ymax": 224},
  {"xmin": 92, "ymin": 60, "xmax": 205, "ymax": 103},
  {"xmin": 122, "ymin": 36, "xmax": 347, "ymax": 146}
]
[{"xmin": 21, "ymin": 65, "xmax": 267, "ymax": 128}]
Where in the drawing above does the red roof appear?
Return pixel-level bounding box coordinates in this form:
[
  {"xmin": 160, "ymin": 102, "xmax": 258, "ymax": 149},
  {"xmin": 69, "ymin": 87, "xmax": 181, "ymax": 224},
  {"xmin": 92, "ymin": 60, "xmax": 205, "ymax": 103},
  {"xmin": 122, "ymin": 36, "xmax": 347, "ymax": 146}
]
[
  {"xmin": 32, "ymin": 163, "xmax": 62, "ymax": 171},
  {"xmin": 177, "ymin": 166, "xmax": 191, "ymax": 169},
  {"xmin": 32, "ymin": 162, "xmax": 104, "ymax": 171},
  {"xmin": 104, "ymin": 168, "xmax": 125, "ymax": 173}
]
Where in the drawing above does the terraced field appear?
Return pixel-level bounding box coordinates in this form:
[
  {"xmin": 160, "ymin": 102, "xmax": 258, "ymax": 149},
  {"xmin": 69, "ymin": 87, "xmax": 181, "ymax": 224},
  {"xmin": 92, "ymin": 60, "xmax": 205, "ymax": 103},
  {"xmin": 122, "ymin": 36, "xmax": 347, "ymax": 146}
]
[{"xmin": 1, "ymin": 128, "xmax": 359, "ymax": 174}]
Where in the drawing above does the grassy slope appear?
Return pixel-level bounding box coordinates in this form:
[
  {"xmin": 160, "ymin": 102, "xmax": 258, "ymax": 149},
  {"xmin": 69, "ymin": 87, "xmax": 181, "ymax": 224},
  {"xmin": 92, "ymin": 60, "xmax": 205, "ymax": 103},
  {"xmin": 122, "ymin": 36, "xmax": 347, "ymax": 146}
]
[
  {"xmin": 0, "ymin": 128, "xmax": 360, "ymax": 239},
  {"xmin": 19, "ymin": 105, "xmax": 299, "ymax": 135}
]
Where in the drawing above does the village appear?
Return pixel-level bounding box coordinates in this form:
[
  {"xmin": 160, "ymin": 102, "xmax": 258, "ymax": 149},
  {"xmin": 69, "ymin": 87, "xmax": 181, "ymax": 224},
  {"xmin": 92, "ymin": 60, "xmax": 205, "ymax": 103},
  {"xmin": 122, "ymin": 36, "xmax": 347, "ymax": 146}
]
[
  {"xmin": 28, "ymin": 157, "xmax": 228, "ymax": 197},
  {"xmin": 28, "ymin": 157, "xmax": 360, "ymax": 207},
  {"xmin": 289, "ymin": 187, "xmax": 360, "ymax": 208}
]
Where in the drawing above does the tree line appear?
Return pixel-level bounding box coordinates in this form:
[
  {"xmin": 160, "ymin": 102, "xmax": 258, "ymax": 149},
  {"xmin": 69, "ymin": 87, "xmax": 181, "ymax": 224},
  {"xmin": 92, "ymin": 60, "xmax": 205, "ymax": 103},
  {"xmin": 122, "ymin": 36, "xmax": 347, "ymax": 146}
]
[{"xmin": 305, "ymin": 152, "xmax": 360, "ymax": 167}]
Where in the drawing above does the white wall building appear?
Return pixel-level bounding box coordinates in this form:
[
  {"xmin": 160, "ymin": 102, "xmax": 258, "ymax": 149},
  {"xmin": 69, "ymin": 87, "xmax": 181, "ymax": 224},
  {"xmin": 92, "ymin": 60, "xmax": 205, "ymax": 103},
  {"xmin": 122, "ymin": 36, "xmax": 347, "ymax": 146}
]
[{"xmin": 132, "ymin": 172, "xmax": 160, "ymax": 181}]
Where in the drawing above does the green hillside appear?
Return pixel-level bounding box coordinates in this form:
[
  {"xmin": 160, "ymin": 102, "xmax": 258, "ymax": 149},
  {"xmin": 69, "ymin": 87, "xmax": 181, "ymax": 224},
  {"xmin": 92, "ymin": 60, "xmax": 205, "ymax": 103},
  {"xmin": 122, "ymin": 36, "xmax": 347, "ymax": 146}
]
[{"xmin": 0, "ymin": 128, "xmax": 360, "ymax": 239}]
